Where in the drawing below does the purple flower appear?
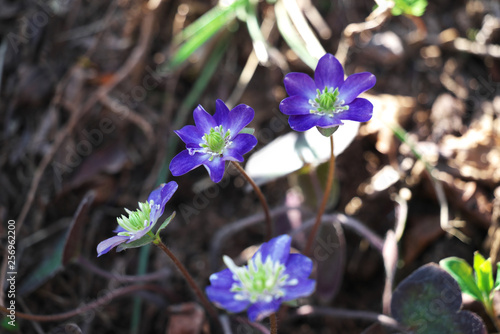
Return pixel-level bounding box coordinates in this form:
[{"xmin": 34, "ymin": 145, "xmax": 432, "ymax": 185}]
[
  {"xmin": 96, "ymin": 181, "xmax": 178, "ymax": 257},
  {"xmin": 279, "ymin": 53, "xmax": 376, "ymax": 132},
  {"xmin": 206, "ymin": 235, "xmax": 315, "ymax": 322},
  {"xmin": 169, "ymin": 99, "xmax": 258, "ymax": 183}
]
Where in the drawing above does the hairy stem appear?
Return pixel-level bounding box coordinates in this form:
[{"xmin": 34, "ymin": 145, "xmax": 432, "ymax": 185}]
[
  {"xmin": 231, "ymin": 161, "xmax": 273, "ymax": 241},
  {"xmin": 304, "ymin": 135, "xmax": 335, "ymax": 256},
  {"xmin": 154, "ymin": 240, "xmax": 219, "ymax": 322},
  {"xmin": 270, "ymin": 313, "xmax": 278, "ymax": 334}
]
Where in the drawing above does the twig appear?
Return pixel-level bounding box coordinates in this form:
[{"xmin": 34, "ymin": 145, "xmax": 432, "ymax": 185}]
[
  {"xmin": 210, "ymin": 205, "xmax": 308, "ymax": 270},
  {"xmin": 235, "ymin": 316, "xmax": 272, "ymax": 334},
  {"xmin": 8, "ymin": 4, "xmax": 158, "ymax": 305},
  {"xmin": 270, "ymin": 313, "xmax": 278, "ymax": 334},
  {"xmin": 335, "ymin": 0, "xmax": 393, "ymax": 65},
  {"xmin": 290, "ymin": 214, "xmax": 384, "ymax": 254},
  {"xmin": 231, "ymin": 161, "xmax": 273, "ymax": 241},
  {"xmin": 293, "ymin": 305, "xmax": 407, "ymax": 331},
  {"xmin": 154, "ymin": 240, "xmax": 220, "ymax": 323},
  {"xmin": 77, "ymin": 256, "xmax": 171, "ymax": 283},
  {"xmin": 227, "ymin": 8, "xmax": 276, "ymax": 108},
  {"xmin": 0, "ymin": 285, "xmax": 165, "ymax": 322}
]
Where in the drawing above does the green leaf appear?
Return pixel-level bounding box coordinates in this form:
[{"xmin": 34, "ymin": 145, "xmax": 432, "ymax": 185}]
[
  {"xmin": 155, "ymin": 212, "xmax": 176, "ymax": 238},
  {"xmin": 495, "ymin": 263, "xmax": 500, "ymax": 290},
  {"xmin": 168, "ymin": 0, "xmax": 247, "ymax": 69},
  {"xmin": 274, "ymin": 0, "xmax": 318, "ymax": 70},
  {"xmin": 116, "ymin": 234, "xmax": 155, "ymax": 252},
  {"xmin": 173, "ymin": 0, "xmax": 246, "ymax": 45},
  {"xmin": 391, "ymin": 0, "xmax": 428, "ymax": 17},
  {"xmin": 316, "ymin": 126, "xmax": 338, "ymax": 137},
  {"xmin": 440, "ymin": 257, "xmax": 483, "ymax": 302},
  {"xmin": 474, "ymin": 252, "xmax": 494, "ymax": 298},
  {"xmin": 1, "ymin": 316, "xmax": 19, "ymax": 331}
]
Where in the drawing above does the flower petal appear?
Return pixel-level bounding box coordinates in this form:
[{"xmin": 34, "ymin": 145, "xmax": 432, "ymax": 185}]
[
  {"xmin": 247, "ymin": 299, "xmax": 281, "ymax": 322},
  {"xmin": 113, "ymin": 225, "xmax": 127, "ymax": 233},
  {"xmin": 288, "ymin": 114, "xmax": 325, "ymax": 132},
  {"xmin": 213, "ymin": 99, "xmax": 230, "ymax": 128},
  {"xmin": 169, "ymin": 150, "xmax": 208, "ymax": 177},
  {"xmin": 281, "ymin": 278, "xmax": 316, "ymax": 302},
  {"xmin": 284, "ymin": 253, "xmax": 313, "ymax": 278},
  {"xmin": 193, "ymin": 105, "xmax": 217, "ymax": 133},
  {"xmin": 279, "ymin": 96, "xmax": 313, "ymax": 116},
  {"xmin": 203, "ymin": 157, "xmax": 226, "ymax": 183},
  {"xmin": 253, "ymin": 235, "xmax": 291, "ymax": 265},
  {"xmin": 209, "ymin": 268, "xmax": 236, "ymax": 289},
  {"xmin": 127, "ymin": 221, "xmax": 154, "ymax": 241},
  {"xmin": 224, "ymin": 133, "xmax": 258, "ymax": 161},
  {"xmin": 148, "ymin": 181, "xmax": 178, "ymax": 207},
  {"xmin": 314, "ymin": 54, "xmax": 344, "ymax": 91},
  {"xmin": 206, "ymin": 286, "xmax": 250, "ymax": 313},
  {"xmin": 97, "ymin": 235, "xmax": 130, "ymax": 257},
  {"xmin": 338, "ymin": 72, "xmax": 376, "ymax": 104},
  {"xmin": 340, "ymin": 98, "xmax": 373, "ymax": 122},
  {"xmin": 174, "ymin": 125, "xmax": 204, "ymax": 145},
  {"xmin": 283, "ymin": 72, "xmax": 316, "ymax": 98},
  {"xmin": 227, "ymin": 104, "xmax": 255, "ymax": 136}
]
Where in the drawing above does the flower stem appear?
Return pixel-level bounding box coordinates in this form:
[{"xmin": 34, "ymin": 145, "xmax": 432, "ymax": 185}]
[
  {"xmin": 304, "ymin": 135, "xmax": 335, "ymax": 256},
  {"xmin": 485, "ymin": 299, "xmax": 500, "ymax": 332},
  {"xmin": 231, "ymin": 161, "xmax": 273, "ymax": 241},
  {"xmin": 270, "ymin": 313, "xmax": 278, "ymax": 334},
  {"xmin": 154, "ymin": 239, "xmax": 219, "ymax": 323}
]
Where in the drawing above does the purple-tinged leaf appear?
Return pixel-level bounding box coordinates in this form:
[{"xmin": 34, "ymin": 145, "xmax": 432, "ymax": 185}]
[
  {"xmin": 62, "ymin": 191, "xmax": 95, "ymax": 265},
  {"xmin": 382, "ymin": 230, "xmax": 398, "ymax": 314},
  {"xmin": 391, "ymin": 263, "xmax": 487, "ymax": 334},
  {"xmin": 315, "ymin": 221, "xmax": 345, "ymax": 304}
]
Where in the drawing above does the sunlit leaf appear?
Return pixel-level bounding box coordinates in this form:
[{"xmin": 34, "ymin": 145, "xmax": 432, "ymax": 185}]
[
  {"xmin": 474, "ymin": 252, "xmax": 493, "ymax": 298},
  {"xmin": 439, "ymin": 257, "xmax": 483, "ymax": 302},
  {"xmin": 391, "ymin": 0, "xmax": 428, "ymax": 17},
  {"xmin": 168, "ymin": 0, "xmax": 246, "ymax": 69}
]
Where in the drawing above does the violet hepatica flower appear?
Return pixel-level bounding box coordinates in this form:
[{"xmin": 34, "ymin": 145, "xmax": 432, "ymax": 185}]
[
  {"xmin": 97, "ymin": 181, "xmax": 178, "ymax": 257},
  {"xmin": 206, "ymin": 235, "xmax": 315, "ymax": 322},
  {"xmin": 169, "ymin": 99, "xmax": 257, "ymax": 183},
  {"xmin": 279, "ymin": 53, "xmax": 376, "ymax": 133}
]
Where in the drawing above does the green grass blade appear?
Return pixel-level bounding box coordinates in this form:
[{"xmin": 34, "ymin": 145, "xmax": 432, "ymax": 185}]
[
  {"xmin": 173, "ymin": 0, "xmax": 247, "ymax": 45},
  {"xmin": 440, "ymin": 257, "xmax": 483, "ymax": 301},
  {"xmin": 274, "ymin": 0, "xmax": 318, "ymax": 70},
  {"xmin": 168, "ymin": 0, "xmax": 246, "ymax": 69}
]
